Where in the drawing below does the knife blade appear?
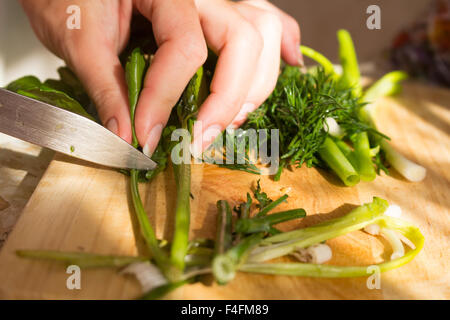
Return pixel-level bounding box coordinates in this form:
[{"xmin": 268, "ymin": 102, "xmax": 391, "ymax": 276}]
[{"xmin": 0, "ymin": 88, "xmax": 157, "ymax": 170}]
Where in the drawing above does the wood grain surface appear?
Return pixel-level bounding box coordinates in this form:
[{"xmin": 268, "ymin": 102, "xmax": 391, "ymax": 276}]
[{"xmin": 0, "ymin": 82, "xmax": 448, "ymax": 299}]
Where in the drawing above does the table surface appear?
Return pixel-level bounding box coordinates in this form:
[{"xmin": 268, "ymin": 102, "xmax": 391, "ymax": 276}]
[
  {"xmin": 0, "ymin": 133, "xmax": 53, "ymax": 248},
  {"xmin": 0, "ymin": 80, "xmax": 448, "ymax": 299}
]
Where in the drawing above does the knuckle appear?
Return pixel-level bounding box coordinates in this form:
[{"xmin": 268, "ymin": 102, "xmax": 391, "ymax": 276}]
[
  {"xmin": 178, "ymin": 35, "xmax": 208, "ymax": 68},
  {"xmin": 257, "ymin": 11, "xmax": 282, "ymax": 32},
  {"xmin": 238, "ymin": 21, "xmax": 263, "ymax": 53},
  {"xmin": 90, "ymin": 85, "xmax": 118, "ymax": 116}
]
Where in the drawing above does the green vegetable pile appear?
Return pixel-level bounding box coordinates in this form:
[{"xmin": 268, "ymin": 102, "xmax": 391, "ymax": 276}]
[
  {"xmin": 7, "ymin": 29, "xmax": 425, "ymax": 299},
  {"xmin": 222, "ymin": 29, "xmax": 426, "ymax": 185}
]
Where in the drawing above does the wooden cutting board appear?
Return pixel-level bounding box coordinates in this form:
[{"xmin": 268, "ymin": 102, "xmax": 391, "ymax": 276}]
[{"xmin": 0, "ymin": 82, "xmax": 449, "ymax": 299}]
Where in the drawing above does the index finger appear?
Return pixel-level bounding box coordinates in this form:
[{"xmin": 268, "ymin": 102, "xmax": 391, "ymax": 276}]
[{"xmin": 134, "ymin": 0, "xmax": 207, "ymax": 156}]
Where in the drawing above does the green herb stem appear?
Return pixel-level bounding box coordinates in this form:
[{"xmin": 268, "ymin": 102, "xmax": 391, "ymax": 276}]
[
  {"xmin": 16, "ymin": 250, "xmax": 147, "ymax": 268},
  {"xmin": 300, "ymin": 46, "xmax": 336, "ymax": 76},
  {"xmin": 214, "ymin": 200, "xmax": 233, "ymax": 255},
  {"xmin": 130, "ymin": 169, "xmax": 170, "ymax": 270},
  {"xmin": 212, "ymin": 233, "xmax": 264, "ymax": 285},
  {"xmin": 170, "ymin": 162, "xmax": 192, "ymax": 271},
  {"xmin": 236, "ymin": 208, "xmax": 306, "ymax": 234},
  {"xmin": 256, "ymin": 194, "xmax": 288, "ymax": 217}
]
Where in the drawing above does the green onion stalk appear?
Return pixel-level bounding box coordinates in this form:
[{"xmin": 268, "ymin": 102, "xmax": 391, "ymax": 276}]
[
  {"xmin": 361, "ymin": 71, "xmax": 427, "ymax": 182},
  {"xmin": 240, "ymin": 198, "xmax": 424, "ymax": 278},
  {"xmin": 16, "ymin": 250, "xmax": 147, "ymax": 268},
  {"xmin": 240, "ymin": 215, "xmax": 424, "ymax": 277},
  {"xmin": 300, "ymin": 45, "xmax": 336, "ymax": 76},
  {"xmin": 248, "ymin": 197, "xmax": 389, "ymax": 262},
  {"xmin": 337, "ymin": 29, "xmax": 362, "ymax": 96},
  {"xmin": 170, "ymin": 67, "xmax": 204, "ymax": 275},
  {"xmin": 125, "ymin": 48, "xmax": 173, "ymax": 276},
  {"xmin": 318, "ymin": 137, "xmax": 360, "ymax": 186},
  {"xmin": 351, "ymin": 132, "xmax": 376, "ymax": 181},
  {"xmin": 212, "ymin": 190, "xmax": 306, "ymax": 284},
  {"xmin": 301, "ymin": 29, "xmax": 425, "ymax": 184}
]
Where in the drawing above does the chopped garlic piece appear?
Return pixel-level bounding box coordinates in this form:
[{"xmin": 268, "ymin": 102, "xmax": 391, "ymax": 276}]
[
  {"xmin": 384, "ymin": 204, "xmax": 402, "ymax": 218},
  {"xmin": 395, "ymin": 230, "xmax": 416, "ymax": 250},
  {"xmin": 294, "ymin": 244, "xmax": 332, "ymax": 264},
  {"xmin": 381, "ymin": 228, "xmax": 405, "ymax": 260},
  {"xmin": 364, "ymin": 223, "xmax": 380, "ymax": 235},
  {"xmin": 324, "ymin": 117, "xmax": 344, "ymax": 138}
]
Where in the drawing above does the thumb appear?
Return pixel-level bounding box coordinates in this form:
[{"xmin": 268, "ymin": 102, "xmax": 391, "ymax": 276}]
[{"xmin": 69, "ymin": 45, "xmax": 132, "ymax": 144}]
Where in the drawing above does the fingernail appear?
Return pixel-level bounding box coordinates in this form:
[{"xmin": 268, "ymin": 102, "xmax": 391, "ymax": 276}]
[
  {"xmin": 106, "ymin": 118, "xmax": 118, "ymax": 135},
  {"xmin": 231, "ymin": 102, "xmax": 255, "ymax": 128},
  {"xmin": 143, "ymin": 124, "xmax": 163, "ymax": 157},
  {"xmin": 298, "ymin": 46, "xmax": 304, "ymax": 67}
]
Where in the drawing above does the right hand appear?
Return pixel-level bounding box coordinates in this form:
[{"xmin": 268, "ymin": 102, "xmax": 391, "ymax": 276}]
[{"xmin": 21, "ymin": 0, "xmax": 302, "ymax": 155}]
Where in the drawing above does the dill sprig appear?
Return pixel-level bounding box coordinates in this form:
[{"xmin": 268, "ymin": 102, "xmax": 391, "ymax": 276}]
[{"xmin": 231, "ymin": 66, "xmax": 385, "ymax": 181}]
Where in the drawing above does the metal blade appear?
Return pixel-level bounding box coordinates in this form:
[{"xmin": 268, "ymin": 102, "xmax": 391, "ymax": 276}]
[{"xmin": 0, "ymin": 88, "xmax": 156, "ymax": 170}]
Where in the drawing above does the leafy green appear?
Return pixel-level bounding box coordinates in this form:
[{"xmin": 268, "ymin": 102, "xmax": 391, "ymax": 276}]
[
  {"xmin": 125, "ymin": 48, "xmax": 148, "ymax": 148},
  {"xmin": 253, "ymin": 179, "xmax": 272, "ymax": 209},
  {"xmin": 17, "ymin": 87, "xmax": 95, "ymax": 120},
  {"xmin": 6, "ymin": 73, "xmax": 95, "ymax": 121},
  {"xmin": 6, "ymin": 75, "xmax": 41, "ymax": 92},
  {"xmin": 240, "ymin": 67, "xmax": 377, "ymax": 181}
]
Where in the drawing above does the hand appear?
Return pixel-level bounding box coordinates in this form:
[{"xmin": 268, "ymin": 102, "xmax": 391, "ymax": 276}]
[{"xmin": 20, "ymin": 0, "xmax": 302, "ymax": 155}]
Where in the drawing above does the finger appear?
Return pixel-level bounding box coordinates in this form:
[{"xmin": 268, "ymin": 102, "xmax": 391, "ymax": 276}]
[
  {"xmin": 69, "ymin": 42, "xmax": 132, "ymax": 143},
  {"xmin": 243, "ymin": 0, "xmax": 302, "ymax": 66},
  {"xmin": 134, "ymin": 0, "xmax": 207, "ymax": 156},
  {"xmin": 192, "ymin": 0, "xmax": 263, "ymax": 153},
  {"xmin": 229, "ymin": 2, "xmax": 282, "ymax": 128}
]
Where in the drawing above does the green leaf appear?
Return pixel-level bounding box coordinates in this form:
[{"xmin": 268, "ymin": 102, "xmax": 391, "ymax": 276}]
[
  {"xmin": 57, "ymin": 67, "xmax": 92, "ymax": 108},
  {"xmin": 6, "ymin": 75, "xmax": 41, "ymax": 92},
  {"xmin": 253, "ymin": 179, "xmax": 272, "ymax": 210},
  {"xmin": 125, "ymin": 47, "xmax": 148, "ymax": 148},
  {"xmin": 17, "ymin": 87, "xmax": 95, "ymax": 121},
  {"xmin": 177, "ymin": 67, "xmax": 204, "ymax": 129}
]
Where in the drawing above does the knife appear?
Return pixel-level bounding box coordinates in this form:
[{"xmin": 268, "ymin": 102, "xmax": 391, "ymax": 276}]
[{"xmin": 0, "ymin": 88, "xmax": 157, "ymax": 170}]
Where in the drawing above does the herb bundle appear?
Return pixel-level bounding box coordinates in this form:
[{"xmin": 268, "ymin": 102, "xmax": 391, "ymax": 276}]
[{"xmin": 220, "ymin": 29, "xmax": 426, "ymax": 184}]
